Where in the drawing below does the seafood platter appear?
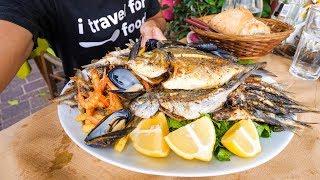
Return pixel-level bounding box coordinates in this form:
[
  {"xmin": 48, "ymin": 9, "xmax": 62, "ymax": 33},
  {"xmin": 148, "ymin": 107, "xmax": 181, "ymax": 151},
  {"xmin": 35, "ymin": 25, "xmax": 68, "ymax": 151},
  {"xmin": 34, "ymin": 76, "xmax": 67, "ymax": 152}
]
[{"xmin": 56, "ymin": 37, "xmax": 318, "ymax": 176}]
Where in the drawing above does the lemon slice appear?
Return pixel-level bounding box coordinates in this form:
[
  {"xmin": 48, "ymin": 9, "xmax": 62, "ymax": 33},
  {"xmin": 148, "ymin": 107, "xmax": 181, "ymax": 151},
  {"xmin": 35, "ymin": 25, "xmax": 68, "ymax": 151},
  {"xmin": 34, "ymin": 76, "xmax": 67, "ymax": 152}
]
[
  {"xmin": 130, "ymin": 112, "xmax": 170, "ymax": 157},
  {"xmin": 164, "ymin": 116, "xmax": 215, "ymax": 161},
  {"xmin": 222, "ymin": 119, "xmax": 261, "ymax": 158}
]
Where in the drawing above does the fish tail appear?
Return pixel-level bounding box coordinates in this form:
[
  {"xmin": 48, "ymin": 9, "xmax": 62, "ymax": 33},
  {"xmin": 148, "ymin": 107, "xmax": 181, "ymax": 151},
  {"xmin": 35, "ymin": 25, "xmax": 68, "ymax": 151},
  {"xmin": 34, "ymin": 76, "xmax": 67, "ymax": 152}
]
[
  {"xmin": 129, "ymin": 37, "xmax": 142, "ymax": 60},
  {"xmin": 224, "ymin": 62, "xmax": 267, "ymax": 90},
  {"xmin": 286, "ymin": 106, "xmax": 320, "ymax": 114},
  {"xmin": 255, "ymin": 69, "xmax": 277, "ymax": 77},
  {"xmin": 291, "ymin": 120, "xmax": 317, "ymax": 128},
  {"xmin": 252, "ymin": 108, "xmax": 316, "ymax": 130},
  {"xmin": 251, "ymin": 109, "xmax": 298, "ymax": 130}
]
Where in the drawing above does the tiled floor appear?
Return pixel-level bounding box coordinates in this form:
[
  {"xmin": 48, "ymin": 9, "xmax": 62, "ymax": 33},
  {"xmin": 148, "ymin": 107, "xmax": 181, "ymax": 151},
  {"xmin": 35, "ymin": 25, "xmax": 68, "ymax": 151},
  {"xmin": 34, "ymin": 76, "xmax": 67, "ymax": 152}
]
[{"xmin": 0, "ymin": 59, "xmax": 64, "ymax": 130}]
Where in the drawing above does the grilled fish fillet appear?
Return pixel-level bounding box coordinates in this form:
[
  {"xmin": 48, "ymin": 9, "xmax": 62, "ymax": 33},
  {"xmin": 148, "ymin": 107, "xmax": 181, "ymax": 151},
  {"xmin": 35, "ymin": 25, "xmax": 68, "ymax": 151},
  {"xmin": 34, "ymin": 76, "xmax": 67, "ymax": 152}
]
[{"xmin": 128, "ymin": 47, "xmax": 246, "ymax": 90}]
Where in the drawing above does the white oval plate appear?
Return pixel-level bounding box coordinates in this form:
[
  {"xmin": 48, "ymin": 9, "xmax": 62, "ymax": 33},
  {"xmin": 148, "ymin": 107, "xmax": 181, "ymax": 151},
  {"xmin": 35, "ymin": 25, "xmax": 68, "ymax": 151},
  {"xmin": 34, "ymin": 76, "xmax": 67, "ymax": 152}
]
[{"xmin": 58, "ymin": 76, "xmax": 294, "ymax": 177}]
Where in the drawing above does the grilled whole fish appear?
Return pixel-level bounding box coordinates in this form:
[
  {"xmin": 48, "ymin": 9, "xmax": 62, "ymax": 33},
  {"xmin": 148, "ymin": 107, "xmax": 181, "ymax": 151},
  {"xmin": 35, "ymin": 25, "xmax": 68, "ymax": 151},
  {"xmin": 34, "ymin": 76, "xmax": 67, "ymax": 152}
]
[
  {"xmin": 128, "ymin": 47, "xmax": 246, "ymax": 90},
  {"xmin": 130, "ymin": 62, "xmax": 265, "ymax": 119}
]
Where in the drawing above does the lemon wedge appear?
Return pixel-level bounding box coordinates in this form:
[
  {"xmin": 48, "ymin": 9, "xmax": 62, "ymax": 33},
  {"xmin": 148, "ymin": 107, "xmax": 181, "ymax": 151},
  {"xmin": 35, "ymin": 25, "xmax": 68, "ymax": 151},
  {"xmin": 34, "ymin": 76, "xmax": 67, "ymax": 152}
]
[
  {"xmin": 222, "ymin": 119, "xmax": 261, "ymax": 158},
  {"xmin": 164, "ymin": 116, "xmax": 215, "ymax": 161},
  {"xmin": 130, "ymin": 112, "xmax": 170, "ymax": 157}
]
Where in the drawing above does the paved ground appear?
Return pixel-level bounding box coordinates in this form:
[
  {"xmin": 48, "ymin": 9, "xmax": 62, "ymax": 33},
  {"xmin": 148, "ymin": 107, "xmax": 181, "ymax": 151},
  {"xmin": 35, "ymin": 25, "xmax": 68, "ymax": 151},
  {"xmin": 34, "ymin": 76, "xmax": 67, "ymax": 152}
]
[{"xmin": 0, "ymin": 59, "xmax": 64, "ymax": 130}]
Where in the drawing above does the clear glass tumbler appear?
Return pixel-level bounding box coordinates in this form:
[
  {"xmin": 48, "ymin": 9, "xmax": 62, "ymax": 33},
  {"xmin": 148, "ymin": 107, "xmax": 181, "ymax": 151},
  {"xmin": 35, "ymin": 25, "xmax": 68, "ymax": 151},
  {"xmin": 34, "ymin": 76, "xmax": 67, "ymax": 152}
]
[{"xmin": 289, "ymin": 5, "xmax": 320, "ymax": 80}]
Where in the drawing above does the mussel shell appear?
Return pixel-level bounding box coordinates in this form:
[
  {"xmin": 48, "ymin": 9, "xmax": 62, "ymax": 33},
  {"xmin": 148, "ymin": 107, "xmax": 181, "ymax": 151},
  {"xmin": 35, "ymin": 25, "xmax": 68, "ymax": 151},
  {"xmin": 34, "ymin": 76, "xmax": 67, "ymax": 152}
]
[
  {"xmin": 145, "ymin": 39, "xmax": 186, "ymax": 51},
  {"xmin": 187, "ymin": 42, "xmax": 218, "ymax": 52},
  {"xmin": 145, "ymin": 39, "xmax": 162, "ymax": 51},
  {"xmin": 187, "ymin": 41, "xmax": 238, "ymax": 62},
  {"xmin": 210, "ymin": 49, "xmax": 238, "ymax": 62},
  {"xmin": 85, "ymin": 109, "xmax": 133, "ymax": 147},
  {"xmin": 85, "ymin": 128, "xmax": 135, "ymax": 148},
  {"xmin": 108, "ymin": 67, "xmax": 143, "ymax": 91}
]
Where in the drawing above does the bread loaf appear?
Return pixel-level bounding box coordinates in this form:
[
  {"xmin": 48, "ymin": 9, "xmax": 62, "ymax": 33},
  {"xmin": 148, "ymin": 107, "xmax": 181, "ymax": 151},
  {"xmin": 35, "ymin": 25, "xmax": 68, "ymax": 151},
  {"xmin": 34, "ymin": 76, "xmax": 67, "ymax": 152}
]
[{"xmin": 209, "ymin": 8, "xmax": 271, "ymax": 35}]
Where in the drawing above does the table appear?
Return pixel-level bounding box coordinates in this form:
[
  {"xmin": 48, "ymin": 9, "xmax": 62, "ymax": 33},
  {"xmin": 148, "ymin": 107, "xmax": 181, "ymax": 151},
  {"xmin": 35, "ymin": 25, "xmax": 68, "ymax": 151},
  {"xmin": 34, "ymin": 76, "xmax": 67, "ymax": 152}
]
[{"xmin": 0, "ymin": 54, "xmax": 319, "ymax": 179}]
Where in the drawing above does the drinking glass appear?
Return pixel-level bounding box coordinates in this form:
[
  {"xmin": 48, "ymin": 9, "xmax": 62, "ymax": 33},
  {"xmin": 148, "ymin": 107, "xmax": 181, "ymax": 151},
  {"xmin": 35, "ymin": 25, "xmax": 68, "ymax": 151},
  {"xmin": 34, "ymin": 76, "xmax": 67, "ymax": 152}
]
[
  {"xmin": 222, "ymin": 0, "xmax": 263, "ymax": 17},
  {"xmin": 289, "ymin": 5, "xmax": 320, "ymax": 80}
]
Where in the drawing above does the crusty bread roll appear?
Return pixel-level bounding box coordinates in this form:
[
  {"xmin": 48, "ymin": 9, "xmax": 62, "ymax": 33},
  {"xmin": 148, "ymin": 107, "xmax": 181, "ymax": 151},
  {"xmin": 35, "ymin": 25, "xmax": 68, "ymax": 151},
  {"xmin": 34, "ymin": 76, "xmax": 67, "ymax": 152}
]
[{"xmin": 209, "ymin": 8, "xmax": 271, "ymax": 35}]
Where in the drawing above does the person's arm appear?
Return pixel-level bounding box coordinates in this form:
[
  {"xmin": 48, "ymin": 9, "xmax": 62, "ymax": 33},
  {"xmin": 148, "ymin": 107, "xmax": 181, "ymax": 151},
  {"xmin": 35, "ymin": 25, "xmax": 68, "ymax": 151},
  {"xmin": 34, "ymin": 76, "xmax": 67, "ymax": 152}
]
[
  {"xmin": 140, "ymin": 11, "xmax": 167, "ymax": 46},
  {"xmin": 0, "ymin": 20, "xmax": 34, "ymax": 92}
]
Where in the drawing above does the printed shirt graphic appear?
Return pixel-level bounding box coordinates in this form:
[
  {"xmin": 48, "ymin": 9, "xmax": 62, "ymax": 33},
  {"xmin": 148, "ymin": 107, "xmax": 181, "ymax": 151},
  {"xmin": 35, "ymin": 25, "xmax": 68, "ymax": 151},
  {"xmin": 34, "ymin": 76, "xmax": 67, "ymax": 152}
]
[{"xmin": 0, "ymin": 0, "xmax": 160, "ymax": 77}]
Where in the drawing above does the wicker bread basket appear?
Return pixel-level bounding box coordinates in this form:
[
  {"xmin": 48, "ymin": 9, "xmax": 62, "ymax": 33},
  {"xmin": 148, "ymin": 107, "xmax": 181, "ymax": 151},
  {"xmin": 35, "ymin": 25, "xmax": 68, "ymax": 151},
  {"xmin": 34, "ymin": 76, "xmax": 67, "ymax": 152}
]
[{"xmin": 191, "ymin": 15, "xmax": 294, "ymax": 59}]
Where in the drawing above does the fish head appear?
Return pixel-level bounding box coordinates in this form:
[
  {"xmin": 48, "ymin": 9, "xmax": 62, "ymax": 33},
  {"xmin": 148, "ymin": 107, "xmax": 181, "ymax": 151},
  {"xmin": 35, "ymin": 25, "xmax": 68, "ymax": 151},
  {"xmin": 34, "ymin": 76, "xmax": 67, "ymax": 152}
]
[
  {"xmin": 130, "ymin": 92, "xmax": 160, "ymax": 119},
  {"xmin": 128, "ymin": 49, "xmax": 172, "ymax": 81}
]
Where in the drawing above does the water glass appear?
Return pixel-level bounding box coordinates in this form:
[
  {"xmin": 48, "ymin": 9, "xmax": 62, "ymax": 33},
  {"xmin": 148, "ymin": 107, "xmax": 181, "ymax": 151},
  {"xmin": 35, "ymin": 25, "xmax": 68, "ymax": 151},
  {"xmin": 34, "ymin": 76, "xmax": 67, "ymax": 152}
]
[
  {"xmin": 222, "ymin": 0, "xmax": 263, "ymax": 17},
  {"xmin": 289, "ymin": 5, "xmax": 320, "ymax": 80}
]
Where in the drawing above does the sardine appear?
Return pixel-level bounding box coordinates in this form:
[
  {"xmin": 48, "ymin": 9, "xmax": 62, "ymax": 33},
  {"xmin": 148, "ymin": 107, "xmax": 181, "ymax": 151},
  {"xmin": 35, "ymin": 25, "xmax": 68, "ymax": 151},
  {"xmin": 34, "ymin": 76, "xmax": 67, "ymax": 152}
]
[
  {"xmin": 212, "ymin": 108, "xmax": 315, "ymax": 129},
  {"xmin": 51, "ymin": 86, "xmax": 77, "ymax": 103}
]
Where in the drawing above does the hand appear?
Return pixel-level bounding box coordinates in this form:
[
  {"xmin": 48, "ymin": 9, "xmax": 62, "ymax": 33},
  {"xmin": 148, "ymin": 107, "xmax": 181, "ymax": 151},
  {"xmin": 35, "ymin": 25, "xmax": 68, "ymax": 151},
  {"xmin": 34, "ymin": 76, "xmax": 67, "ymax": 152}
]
[{"xmin": 140, "ymin": 20, "xmax": 166, "ymax": 47}]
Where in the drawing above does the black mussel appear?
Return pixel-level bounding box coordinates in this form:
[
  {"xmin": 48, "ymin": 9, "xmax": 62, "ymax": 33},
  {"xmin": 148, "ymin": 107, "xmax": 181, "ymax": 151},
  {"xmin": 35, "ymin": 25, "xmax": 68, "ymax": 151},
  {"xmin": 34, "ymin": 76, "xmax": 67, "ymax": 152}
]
[
  {"xmin": 145, "ymin": 39, "xmax": 162, "ymax": 51},
  {"xmin": 211, "ymin": 49, "xmax": 238, "ymax": 63},
  {"xmin": 187, "ymin": 42, "xmax": 238, "ymax": 62},
  {"xmin": 108, "ymin": 67, "xmax": 144, "ymax": 91},
  {"xmin": 145, "ymin": 39, "xmax": 186, "ymax": 51},
  {"xmin": 108, "ymin": 67, "xmax": 145, "ymax": 100},
  {"xmin": 187, "ymin": 42, "xmax": 218, "ymax": 52},
  {"xmin": 85, "ymin": 109, "xmax": 135, "ymax": 147}
]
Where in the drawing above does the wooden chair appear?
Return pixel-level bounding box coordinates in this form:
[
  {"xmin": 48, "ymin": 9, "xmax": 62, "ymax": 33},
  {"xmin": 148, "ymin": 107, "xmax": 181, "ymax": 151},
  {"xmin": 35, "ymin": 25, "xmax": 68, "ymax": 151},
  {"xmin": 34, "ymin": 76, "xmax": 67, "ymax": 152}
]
[{"xmin": 34, "ymin": 53, "xmax": 65, "ymax": 98}]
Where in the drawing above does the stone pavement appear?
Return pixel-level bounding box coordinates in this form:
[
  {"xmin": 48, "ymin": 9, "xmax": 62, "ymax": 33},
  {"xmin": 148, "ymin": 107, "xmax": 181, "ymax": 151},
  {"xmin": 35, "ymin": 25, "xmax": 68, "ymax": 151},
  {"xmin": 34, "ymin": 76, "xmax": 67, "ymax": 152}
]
[{"xmin": 0, "ymin": 59, "xmax": 64, "ymax": 130}]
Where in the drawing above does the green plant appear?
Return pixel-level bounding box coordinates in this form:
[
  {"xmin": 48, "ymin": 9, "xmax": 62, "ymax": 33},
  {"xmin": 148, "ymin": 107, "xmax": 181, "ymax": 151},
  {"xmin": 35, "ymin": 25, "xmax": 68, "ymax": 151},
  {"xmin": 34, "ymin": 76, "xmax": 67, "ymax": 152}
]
[
  {"xmin": 16, "ymin": 38, "xmax": 56, "ymax": 79},
  {"xmin": 30, "ymin": 38, "xmax": 56, "ymax": 58},
  {"xmin": 168, "ymin": 0, "xmax": 225, "ymax": 40},
  {"xmin": 167, "ymin": 0, "xmax": 272, "ymax": 40},
  {"xmin": 262, "ymin": 0, "xmax": 272, "ymax": 18}
]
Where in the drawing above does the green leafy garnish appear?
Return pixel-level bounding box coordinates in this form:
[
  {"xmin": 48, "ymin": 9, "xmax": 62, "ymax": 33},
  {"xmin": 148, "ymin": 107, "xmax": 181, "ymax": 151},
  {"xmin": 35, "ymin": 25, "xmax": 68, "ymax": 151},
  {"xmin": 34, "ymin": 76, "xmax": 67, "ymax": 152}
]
[
  {"xmin": 167, "ymin": 118, "xmax": 192, "ymax": 131},
  {"xmin": 255, "ymin": 122, "xmax": 272, "ymax": 138},
  {"xmin": 214, "ymin": 147, "xmax": 233, "ymax": 161},
  {"xmin": 270, "ymin": 125, "xmax": 285, "ymax": 132},
  {"xmin": 237, "ymin": 59, "xmax": 255, "ymax": 65},
  {"xmin": 214, "ymin": 121, "xmax": 234, "ymax": 138},
  {"xmin": 213, "ymin": 120, "xmax": 234, "ymax": 160},
  {"xmin": 167, "ymin": 114, "xmax": 212, "ymax": 131}
]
